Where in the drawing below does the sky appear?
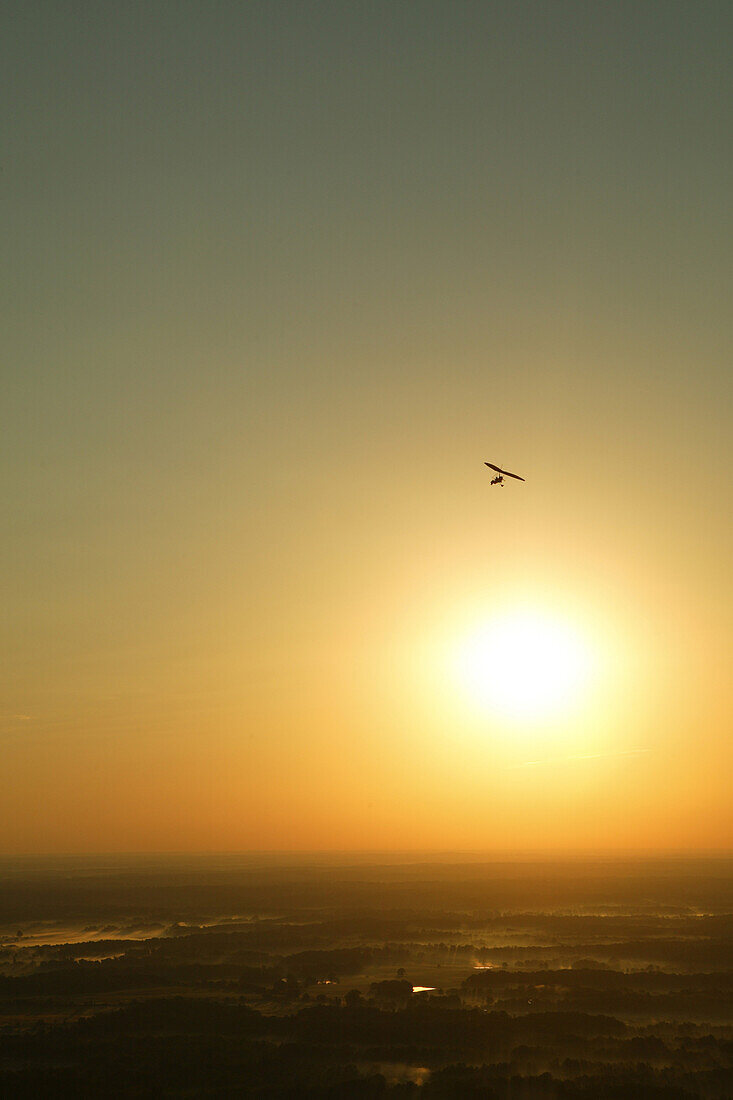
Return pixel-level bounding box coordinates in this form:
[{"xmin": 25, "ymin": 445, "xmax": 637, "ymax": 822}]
[{"xmin": 2, "ymin": 1, "xmax": 731, "ymax": 854}]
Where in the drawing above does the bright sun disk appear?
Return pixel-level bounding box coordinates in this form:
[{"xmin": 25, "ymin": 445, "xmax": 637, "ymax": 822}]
[{"xmin": 454, "ymin": 611, "xmax": 593, "ymax": 721}]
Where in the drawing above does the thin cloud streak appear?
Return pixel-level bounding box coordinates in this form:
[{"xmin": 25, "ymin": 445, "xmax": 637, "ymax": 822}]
[{"xmin": 509, "ymin": 748, "xmax": 651, "ymax": 770}]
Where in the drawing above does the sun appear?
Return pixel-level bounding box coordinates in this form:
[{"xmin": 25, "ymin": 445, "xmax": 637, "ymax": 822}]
[{"xmin": 453, "ymin": 610, "xmax": 593, "ymax": 722}]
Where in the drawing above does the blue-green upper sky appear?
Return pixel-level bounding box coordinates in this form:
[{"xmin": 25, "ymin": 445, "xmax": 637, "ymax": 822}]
[{"xmin": 2, "ymin": 2, "xmax": 731, "ymax": 852}]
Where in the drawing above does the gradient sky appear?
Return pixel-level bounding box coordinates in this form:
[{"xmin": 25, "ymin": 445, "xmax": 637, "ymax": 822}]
[{"xmin": 3, "ymin": 1, "xmax": 731, "ymax": 854}]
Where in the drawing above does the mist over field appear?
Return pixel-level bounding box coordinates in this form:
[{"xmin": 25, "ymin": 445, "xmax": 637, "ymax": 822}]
[{"xmin": 1, "ymin": 855, "xmax": 732, "ymax": 1097}]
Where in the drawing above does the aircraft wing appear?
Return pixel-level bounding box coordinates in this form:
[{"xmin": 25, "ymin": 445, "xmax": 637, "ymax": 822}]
[{"xmin": 485, "ymin": 461, "xmax": 525, "ymax": 481}]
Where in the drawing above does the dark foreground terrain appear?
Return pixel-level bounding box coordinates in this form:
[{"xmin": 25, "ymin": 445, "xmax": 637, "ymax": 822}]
[{"xmin": 0, "ymin": 854, "xmax": 731, "ymax": 1098}]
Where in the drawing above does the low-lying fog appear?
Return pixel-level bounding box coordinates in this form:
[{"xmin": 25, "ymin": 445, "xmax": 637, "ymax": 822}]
[{"xmin": 0, "ymin": 856, "xmax": 731, "ymax": 1097}]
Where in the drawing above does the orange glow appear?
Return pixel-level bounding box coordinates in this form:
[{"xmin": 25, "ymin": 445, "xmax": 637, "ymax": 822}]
[{"xmin": 2, "ymin": 3, "xmax": 731, "ymax": 858}]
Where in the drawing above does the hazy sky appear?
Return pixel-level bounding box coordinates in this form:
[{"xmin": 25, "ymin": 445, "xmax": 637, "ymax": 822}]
[{"xmin": 3, "ymin": 1, "xmax": 731, "ymax": 853}]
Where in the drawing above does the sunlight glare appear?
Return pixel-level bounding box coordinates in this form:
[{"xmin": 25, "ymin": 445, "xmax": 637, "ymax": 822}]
[{"xmin": 453, "ymin": 611, "xmax": 593, "ymax": 721}]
